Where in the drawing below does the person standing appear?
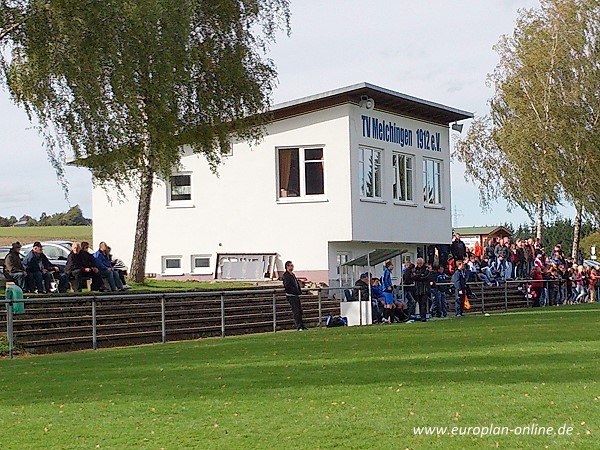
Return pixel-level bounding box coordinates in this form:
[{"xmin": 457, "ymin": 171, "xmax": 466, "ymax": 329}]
[
  {"xmin": 412, "ymin": 258, "xmax": 432, "ymax": 322},
  {"xmin": 452, "ymin": 259, "xmax": 468, "ymax": 317},
  {"xmin": 282, "ymin": 261, "xmax": 307, "ymax": 331},
  {"xmin": 450, "ymin": 233, "xmax": 467, "ymax": 268}
]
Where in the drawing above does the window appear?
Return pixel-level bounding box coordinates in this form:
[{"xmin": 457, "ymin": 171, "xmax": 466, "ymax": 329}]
[
  {"xmin": 392, "ymin": 153, "xmax": 413, "ymax": 202},
  {"xmin": 359, "ymin": 146, "xmax": 382, "ymax": 199},
  {"xmin": 278, "ymin": 147, "xmax": 325, "ymax": 199},
  {"xmin": 167, "ymin": 174, "xmax": 192, "ymax": 205},
  {"xmin": 162, "ymin": 256, "xmax": 183, "ymax": 276},
  {"xmin": 191, "ymin": 255, "xmax": 212, "ymax": 275},
  {"xmin": 423, "ymin": 159, "xmax": 442, "ymax": 205}
]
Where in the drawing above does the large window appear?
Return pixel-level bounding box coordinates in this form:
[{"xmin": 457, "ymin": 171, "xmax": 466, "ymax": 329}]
[
  {"xmin": 167, "ymin": 173, "xmax": 192, "ymax": 205},
  {"xmin": 392, "ymin": 153, "xmax": 413, "ymax": 202},
  {"xmin": 358, "ymin": 146, "xmax": 382, "ymax": 199},
  {"xmin": 423, "ymin": 159, "xmax": 442, "ymax": 205},
  {"xmin": 278, "ymin": 147, "xmax": 325, "ymax": 199}
]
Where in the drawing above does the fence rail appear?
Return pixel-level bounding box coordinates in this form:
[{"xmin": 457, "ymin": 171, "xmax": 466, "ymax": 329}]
[{"xmin": 1, "ymin": 283, "xmax": 531, "ymax": 358}]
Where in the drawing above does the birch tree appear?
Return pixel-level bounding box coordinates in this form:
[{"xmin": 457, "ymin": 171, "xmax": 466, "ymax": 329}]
[{"xmin": 0, "ymin": 0, "xmax": 290, "ymax": 281}]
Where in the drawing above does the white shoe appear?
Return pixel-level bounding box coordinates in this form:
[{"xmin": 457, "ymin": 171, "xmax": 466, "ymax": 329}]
[{"xmin": 122, "ymin": 284, "xmax": 131, "ymax": 289}]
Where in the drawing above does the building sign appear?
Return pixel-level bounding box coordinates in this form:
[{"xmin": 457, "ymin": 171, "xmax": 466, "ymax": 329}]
[{"xmin": 361, "ymin": 114, "xmax": 442, "ymax": 151}]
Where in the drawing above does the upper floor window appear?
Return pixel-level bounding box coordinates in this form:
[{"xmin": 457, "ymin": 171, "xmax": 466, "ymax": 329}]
[
  {"xmin": 392, "ymin": 153, "xmax": 413, "ymax": 202},
  {"xmin": 278, "ymin": 147, "xmax": 325, "ymax": 199},
  {"xmin": 423, "ymin": 159, "xmax": 442, "ymax": 205},
  {"xmin": 167, "ymin": 173, "xmax": 192, "ymax": 205},
  {"xmin": 359, "ymin": 146, "xmax": 382, "ymax": 199}
]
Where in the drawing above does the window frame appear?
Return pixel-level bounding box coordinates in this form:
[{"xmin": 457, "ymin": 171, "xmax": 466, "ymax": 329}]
[
  {"xmin": 422, "ymin": 158, "xmax": 443, "ymax": 205},
  {"xmin": 358, "ymin": 145, "xmax": 383, "ymax": 200},
  {"xmin": 276, "ymin": 146, "xmax": 326, "ymax": 202},
  {"xmin": 162, "ymin": 255, "xmax": 183, "ymax": 276},
  {"xmin": 191, "ymin": 254, "xmax": 213, "ymax": 275},
  {"xmin": 167, "ymin": 172, "xmax": 193, "ymax": 207},
  {"xmin": 392, "ymin": 152, "xmax": 414, "ymax": 204}
]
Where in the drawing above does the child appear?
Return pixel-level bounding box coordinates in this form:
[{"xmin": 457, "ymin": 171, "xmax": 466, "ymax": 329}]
[{"xmin": 431, "ymin": 265, "xmax": 449, "ymax": 318}]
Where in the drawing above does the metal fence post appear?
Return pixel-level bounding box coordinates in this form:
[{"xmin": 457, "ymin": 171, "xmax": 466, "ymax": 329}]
[
  {"xmin": 7, "ymin": 301, "xmax": 14, "ymax": 359},
  {"xmin": 161, "ymin": 295, "xmax": 166, "ymax": 344},
  {"xmin": 358, "ymin": 289, "xmax": 363, "ymax": 326},
  {"xmin": 480, "ymin": 282, "xmax": 485, "ymax": 313},
  {"xmin": 92, "ymin": 297, "xmax": 97, "ymax": 350},
  {"xmin": 272, "ymin": 290, "xmax": 277, "ymax": 332},
  {"xmin": 220, "ymin": 293, "xmax": 225, "ymax": 338},
  {"xmin": 318, "ymin": 288, "xmax": 322, "ymax": 327},
  {"xmin": 504, "ymin": 280, "xmax": 508, "ymax": 311}
]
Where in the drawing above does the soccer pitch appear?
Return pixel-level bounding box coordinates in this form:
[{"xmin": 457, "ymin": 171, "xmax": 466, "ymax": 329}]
[{"xmin": 0, "ymin": 304, "xmax": 598, "ymax": 449}]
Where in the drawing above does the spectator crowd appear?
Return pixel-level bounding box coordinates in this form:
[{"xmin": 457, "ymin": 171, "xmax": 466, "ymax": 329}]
[
  {"xmin": 3, "ymin": 241, "xmax": 130, "ymax": 294},
  {"xmin": 351, "ymin": 233, "xmax": 597, "ymax": 324}
]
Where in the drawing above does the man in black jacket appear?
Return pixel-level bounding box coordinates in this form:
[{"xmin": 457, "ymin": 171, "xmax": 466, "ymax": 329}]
[
  {"xmin": 452, "ymin": 259, "xmax": 469, "ymax": 317},
  {"xmin": 282, "ymin": 261, "xmax": 307, "ymax": 331},
  {"xmin": 450, "ymin": 233, "xmax": 467, "ymax": 267},
  {"xmin": 23, "ymin": 241, "xmax": 68, "ymax": 293},
  {"xmin": 412, "ymin": 258, "xmax": 432, "ymax": 322},
  {"xmin": 65, "ymin": 242, "xmax": 103, "ymax": 292}
]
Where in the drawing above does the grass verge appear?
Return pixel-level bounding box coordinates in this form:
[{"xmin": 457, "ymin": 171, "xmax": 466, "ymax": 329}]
[{"xmin": 0, "ymin": 304, "xmax": 598, "ymax": 449}]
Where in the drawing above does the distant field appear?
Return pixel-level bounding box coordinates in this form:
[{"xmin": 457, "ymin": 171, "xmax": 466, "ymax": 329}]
[{"xmin": 0, "ymin": 226, "xmax": 92, "ymax": 246}]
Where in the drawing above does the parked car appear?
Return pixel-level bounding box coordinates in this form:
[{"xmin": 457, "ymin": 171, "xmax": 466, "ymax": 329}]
[{"xmin": 20, "ymin": 241, "xmax": 72, "ymax": 272}]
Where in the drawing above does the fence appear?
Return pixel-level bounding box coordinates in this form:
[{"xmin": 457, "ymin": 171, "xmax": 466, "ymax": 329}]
[
  {"xmin": 0, "ymin": 287, "xmax": 349, "ymax": 358},
  {"xmin": 1, "ymin": 283, "xmax": 531, "ymax": 358}
]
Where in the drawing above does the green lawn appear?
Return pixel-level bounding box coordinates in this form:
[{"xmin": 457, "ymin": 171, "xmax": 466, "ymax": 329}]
[
  {"xmin": 0, "ymin": 226, "xmax": 92, "ymax": 246},
  {"xmin": 0, "ymin": 304, "xmax": 598, "ymax": 449}
]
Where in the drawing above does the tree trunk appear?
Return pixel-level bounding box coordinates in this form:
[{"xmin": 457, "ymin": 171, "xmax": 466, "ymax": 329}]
[
  {"xmin": 571, "ymin": 203, "xmax": 582, "ymax": 260},
  {"xmin": 129, "ymin": 164, "xmax": 154, "ymax": 282},
  {"xmin": 535, "ymin": 200, "xmax": 544, "ymax": 242}
]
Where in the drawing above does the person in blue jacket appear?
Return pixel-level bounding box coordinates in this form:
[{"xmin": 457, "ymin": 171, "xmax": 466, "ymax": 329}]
[
  {"xmin": 381, "ymin": 260, "xmax": 396, "ymax": 323},
  {"xmin": 94, "ymin": 241, "xmax": 124, "ymax": 291}
]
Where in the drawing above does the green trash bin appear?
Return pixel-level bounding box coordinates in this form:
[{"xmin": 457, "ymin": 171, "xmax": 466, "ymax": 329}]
[{"xmin": 6, "ymin": 285, "xmax": 25, "ymax": 315}]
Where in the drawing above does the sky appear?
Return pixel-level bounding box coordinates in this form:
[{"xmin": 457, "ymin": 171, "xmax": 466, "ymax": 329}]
[{"xmin": 1, "ymin": 0, "xmax": 573, "ymax": 227}]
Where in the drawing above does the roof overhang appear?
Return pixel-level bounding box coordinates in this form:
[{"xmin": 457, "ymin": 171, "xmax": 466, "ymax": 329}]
[
  {"xmin": 271, "ymin": 82, "xmax": 473, "ymax": 125},
  {"xmin": 341, "ymin": 248, "xmax": 408, "ymax": 268}
]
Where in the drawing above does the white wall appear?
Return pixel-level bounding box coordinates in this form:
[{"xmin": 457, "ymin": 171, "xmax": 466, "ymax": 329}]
[
  {"xmin": 349, "ymin": 106, "xmax": 452, "ymax": 244},
  {"xmin": 92, "ymin": 102, "xmax": 454, "ymax": 283},
  {"xmin": 93, "ymin": 105, "xmax": 353, "ymax": 278}
]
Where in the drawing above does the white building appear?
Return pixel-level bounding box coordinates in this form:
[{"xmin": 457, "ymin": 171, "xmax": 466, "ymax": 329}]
[{"xmin": 92, "ymin": 83, "xmax": 472, "ymax": 285}]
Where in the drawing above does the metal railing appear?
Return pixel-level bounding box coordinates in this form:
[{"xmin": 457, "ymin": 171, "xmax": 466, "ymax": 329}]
[
  {"xmin": 1, "ymin": 287, "xmax": 351, "ymax": 358},
  {"xmin": 4, "ymin": 280, "xmax": 580, "ymax": 358}
]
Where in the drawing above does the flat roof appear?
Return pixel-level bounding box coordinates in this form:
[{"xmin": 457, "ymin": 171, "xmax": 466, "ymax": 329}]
[
  {"xmin": 341, "ymin": 248, "xmax": 408, "ymax": 267},
  {"xmin": 271, "ymin": 82, "xmax": 473, "ymax": 125}
]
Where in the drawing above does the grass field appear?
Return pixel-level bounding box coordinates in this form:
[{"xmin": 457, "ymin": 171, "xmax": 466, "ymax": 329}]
[
  {"xmin": 0, "ymin": 304, "xmax": 598, "ymax": 449},
  {"xmin": 0, "ymin": 226, "xmax": 92, "ymax": 246}
]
